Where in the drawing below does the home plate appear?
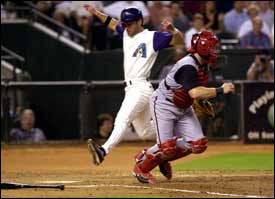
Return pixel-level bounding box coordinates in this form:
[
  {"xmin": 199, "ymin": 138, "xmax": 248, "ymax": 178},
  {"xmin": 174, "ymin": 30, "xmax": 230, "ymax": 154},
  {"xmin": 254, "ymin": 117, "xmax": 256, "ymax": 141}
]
[{"xmin": 37, "ymin": 181, "xmax": 80, "ymax": 184}]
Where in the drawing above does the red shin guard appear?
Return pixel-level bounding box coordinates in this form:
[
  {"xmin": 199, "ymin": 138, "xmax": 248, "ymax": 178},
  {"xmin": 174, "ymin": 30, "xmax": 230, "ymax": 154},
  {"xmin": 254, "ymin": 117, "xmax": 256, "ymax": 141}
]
[{"xmin": 188, "ymin": 137, "xmax": 208, "ymax": 154}]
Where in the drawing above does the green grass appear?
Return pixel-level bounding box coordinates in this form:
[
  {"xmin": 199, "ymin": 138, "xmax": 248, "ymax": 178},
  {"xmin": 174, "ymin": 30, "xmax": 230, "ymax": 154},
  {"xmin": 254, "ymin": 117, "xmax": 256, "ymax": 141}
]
[{"xmin": 173, "ymin": 152, "xmax": 274, "ymax": 171}]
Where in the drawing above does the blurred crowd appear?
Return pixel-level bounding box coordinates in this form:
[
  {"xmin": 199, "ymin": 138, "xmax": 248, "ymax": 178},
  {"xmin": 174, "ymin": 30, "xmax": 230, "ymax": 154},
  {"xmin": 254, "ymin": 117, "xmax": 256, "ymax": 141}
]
[{"xmin": 1, "ymin": 1, "xmax": 274, "ymax": 50}]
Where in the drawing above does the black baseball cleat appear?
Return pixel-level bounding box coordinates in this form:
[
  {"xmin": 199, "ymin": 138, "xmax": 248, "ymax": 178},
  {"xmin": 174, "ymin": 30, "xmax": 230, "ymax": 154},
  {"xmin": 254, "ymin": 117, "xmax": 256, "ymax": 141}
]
[
  {"xmin": 87, "ymin": 139, "xmax": 106, "ymax": 166},
  {"xmin": 159, "ymin": 161, "xmax": 172, "ymax": 180}
]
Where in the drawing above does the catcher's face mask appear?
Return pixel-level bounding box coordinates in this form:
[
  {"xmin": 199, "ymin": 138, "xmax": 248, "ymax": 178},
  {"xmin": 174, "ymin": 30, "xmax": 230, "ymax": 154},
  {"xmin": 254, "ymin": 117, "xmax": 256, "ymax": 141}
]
[{"xmin": 188, "ymin": 31, "xmax": 219, "ymax": 67}]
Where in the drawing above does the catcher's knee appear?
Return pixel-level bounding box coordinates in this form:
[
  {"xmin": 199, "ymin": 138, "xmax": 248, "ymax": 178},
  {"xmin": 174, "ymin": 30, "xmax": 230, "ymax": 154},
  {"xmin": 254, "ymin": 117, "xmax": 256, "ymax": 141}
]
[
  {"xmin": 188, "ymin": 137, "xmax": 208, "ymax": 154},
  {"xmin": 159, "ymin": 137, "xmax": 191, "ymax": 161}
]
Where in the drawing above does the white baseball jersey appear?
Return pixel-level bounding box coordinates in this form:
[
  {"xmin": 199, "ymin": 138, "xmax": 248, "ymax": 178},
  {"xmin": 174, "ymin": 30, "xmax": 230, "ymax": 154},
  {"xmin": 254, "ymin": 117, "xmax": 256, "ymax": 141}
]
[
  {"xmin": 102, "ymin": 25, "xmax": 173, "ymax": 154},
  {"xmin": 115, "ymin": 24, "xmax": 173, "ymax": 81},
  {"xmin": 123, "ymin": 29, "xmax": 157, "ymax": 81}
]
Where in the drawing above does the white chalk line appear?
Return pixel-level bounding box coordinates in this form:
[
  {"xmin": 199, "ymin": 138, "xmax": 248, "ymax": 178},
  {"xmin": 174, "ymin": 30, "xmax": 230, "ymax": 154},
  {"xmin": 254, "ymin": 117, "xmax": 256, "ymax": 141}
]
[
  {"xmin": 37, "ymin": 173, "xmax": 273, "ymax": 198},
  {"xmin": 83, "ymin": 173, "xmax": 274, "ymax": 178},
  {"xmin": 65, "ymin": 184, "xmax": 268, "ymax": 198},
  {"xmin": 37, "ymin": 180, "xmax": 80, "ymax": 184}
]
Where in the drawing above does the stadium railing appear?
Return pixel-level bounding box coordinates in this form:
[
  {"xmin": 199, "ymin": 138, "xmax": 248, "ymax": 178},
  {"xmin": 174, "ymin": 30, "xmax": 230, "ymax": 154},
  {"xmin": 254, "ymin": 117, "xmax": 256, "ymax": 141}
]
[
  {"xmin": 2, "ymin": 80, "xmax": 272, "ymax": 144},
  {"xmin": 2, "ymin": 3, "xmax": 87, "ymax": 49}
]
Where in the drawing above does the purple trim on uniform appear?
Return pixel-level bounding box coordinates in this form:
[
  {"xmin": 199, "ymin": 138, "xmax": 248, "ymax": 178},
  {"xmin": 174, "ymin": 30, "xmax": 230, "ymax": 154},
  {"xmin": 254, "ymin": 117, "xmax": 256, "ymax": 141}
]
[
  {"xmin": 153, "ymin": 96, "xmax": 162, "ymax": 145},
  {"xmin": 153, "ymin": 32, "xmax": 173, "ymax": 52},
  {"xmin": 116, "ymin": 23, "xmax": 124, "ymax": 39}
]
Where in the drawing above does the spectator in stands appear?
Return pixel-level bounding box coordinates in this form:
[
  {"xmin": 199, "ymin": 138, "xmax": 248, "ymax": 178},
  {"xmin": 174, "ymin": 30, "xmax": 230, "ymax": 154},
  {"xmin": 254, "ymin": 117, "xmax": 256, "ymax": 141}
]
[
  {"xmin": 202, "ymin": 1, "xmax": 223, "ymax": 33},
  {"xmin": 52, "ymin": 1, "xmax": 72, "ymax": 37},
  {"xmin": 238, "ymin": 4, "xmax": 270, "ymax": 38},
  {"xmin": 103, "ymin": 1, "xmax": 150, "ymax": 24},
  {"xmin": 223, "ymin": 1, "xmax": 248, "ymax": 36},
  {"xmin": 170, "ymin": 1, "xmax": 190, "ymax": 33},
  {"xmin": 185, "ymin": 13, "xmax": 205, "ymax": 48},
  {"xmin": 70, "ymin": 1, "xmax": 104, "ymax": 47},
  {"xmin": 240, "ymin": 16, "xmax": 272, "ymax": 48},
  {"xmin": 246, "ymin": 51, "xmax": 274, "ymax": 81},
  {"xmin": 158, "ymin": 47, "xmax": 184, "ymax": 80},
  {"xmin": 9, "ymin": 109, "xmax": 46, "ymax": 143},
  {"xmin": 147, "ymin": 1, "xmax": 171, "ymax": 30},
  {"xmin": 95, "ymin": 113, "xmax": 114, "ymax": 139},
  {"xmin": 257, "ymin": 1, "xmax": 274, "ymax": 31}
]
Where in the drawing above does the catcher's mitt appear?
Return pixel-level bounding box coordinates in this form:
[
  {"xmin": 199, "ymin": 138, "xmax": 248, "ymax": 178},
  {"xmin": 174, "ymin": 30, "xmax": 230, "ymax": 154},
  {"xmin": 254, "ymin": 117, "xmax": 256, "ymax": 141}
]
[{"xmin": 192, "ymin": 99, "xmax": 215, "ymax": 118}]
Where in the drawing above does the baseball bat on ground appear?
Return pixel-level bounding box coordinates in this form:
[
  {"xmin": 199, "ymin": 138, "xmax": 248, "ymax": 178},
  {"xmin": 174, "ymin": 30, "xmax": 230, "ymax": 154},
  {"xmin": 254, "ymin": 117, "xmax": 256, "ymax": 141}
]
[{"xmin": 1, "ymin": 182, "xmax": 65, "ymax": 190}]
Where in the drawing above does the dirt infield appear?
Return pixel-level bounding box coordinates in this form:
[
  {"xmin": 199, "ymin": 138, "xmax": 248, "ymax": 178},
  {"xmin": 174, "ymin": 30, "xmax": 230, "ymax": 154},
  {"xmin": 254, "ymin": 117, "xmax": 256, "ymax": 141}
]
[{"xmin": 1, "ymin": 141, "xmax": 274, "ymax": 198}]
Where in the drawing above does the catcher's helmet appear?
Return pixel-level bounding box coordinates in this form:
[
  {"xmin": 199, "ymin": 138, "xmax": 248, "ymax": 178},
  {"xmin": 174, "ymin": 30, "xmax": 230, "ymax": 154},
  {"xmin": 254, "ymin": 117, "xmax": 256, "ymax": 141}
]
[
  {"xmin": 121, "ymin": 7, "xmax": 143, "ymax": 25},
  {"xmin": 188, "ymin": 30, "xmax": 219, "ymax": 65}
]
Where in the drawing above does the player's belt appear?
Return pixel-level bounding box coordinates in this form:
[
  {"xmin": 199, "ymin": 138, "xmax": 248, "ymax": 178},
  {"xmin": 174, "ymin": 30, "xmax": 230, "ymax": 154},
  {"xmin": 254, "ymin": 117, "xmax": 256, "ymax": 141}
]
[
  {"xmin": 123, "ymin": 80, "xmax": 132, "ymax": 87},
  {"xmin": 123, "ymin": 79, "xmax": 149, "ymax": 87}
]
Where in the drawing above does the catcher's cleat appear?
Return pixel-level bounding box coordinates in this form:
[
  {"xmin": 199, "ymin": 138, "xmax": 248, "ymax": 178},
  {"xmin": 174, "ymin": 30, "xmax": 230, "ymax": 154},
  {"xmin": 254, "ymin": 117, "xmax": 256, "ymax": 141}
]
[
  {"xmin": 87, "ymin": 139, "xmax": 106, "ymax": 166},
  {"xmin": 132, "ymin": 164, "xmax": 157, "ymax": 184},
  {"xmin": 159, "ymin": 161, "xmax": 172, "ymax": 180}
]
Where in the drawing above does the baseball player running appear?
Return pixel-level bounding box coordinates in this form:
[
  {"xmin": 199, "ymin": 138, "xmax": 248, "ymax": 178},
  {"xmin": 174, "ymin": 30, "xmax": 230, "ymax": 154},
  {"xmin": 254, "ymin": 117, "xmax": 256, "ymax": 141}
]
[
  {"xmin": 132, "ymin": 30, "xmax": 235, "ymax": 184},
  {"xmin": 84, "ymin": 5, "xmax": 183, "ymax": 168}
]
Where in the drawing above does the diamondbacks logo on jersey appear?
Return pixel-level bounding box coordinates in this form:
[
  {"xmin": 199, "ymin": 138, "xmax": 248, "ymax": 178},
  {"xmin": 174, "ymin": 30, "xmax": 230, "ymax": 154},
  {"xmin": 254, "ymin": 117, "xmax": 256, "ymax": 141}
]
[{"xmin": 133, "ymin": 43, "xmax": 147, "ymax": 58}]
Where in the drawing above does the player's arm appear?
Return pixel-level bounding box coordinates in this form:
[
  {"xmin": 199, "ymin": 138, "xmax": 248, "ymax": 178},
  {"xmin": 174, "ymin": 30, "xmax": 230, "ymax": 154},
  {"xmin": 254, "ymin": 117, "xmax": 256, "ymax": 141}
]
[
  {"xmin": 188, "ymin": 83, "xmax": 235, "ymax": 100},
  {"xmin": 161, "ymin": 19, "xmax": 184, "ymax": 47},
  {"xmin": 175, "ymin": 65, "xmax": 235, "ymax": 100},
  {"xmin": 84, "ymin": 4, "xmax": 118, "ymax": 32}
]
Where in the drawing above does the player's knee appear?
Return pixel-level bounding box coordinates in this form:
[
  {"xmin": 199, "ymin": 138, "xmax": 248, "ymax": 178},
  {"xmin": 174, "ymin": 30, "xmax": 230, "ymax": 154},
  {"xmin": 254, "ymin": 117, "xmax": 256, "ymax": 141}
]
[
  {"xmin": 159, "ymin": 139, "xmax": 177, "ymax": 159},
  {"xmin": 159, "ymin": 137, "xmax": 191, "ymax": 161},
  {"xmin": 114, "ymin": 117, "xmax": 129, "ymax": 125},
  {"xmin": 188, "ymin": 137, "xmax": 208, "ymax": 154},
  {"xmin": 114, "ymin": 118, "xmax": 130, "ymax": 130},
  {"xmin": 139, "ymin": 127, "xmax": 155, "ymax": 140}
]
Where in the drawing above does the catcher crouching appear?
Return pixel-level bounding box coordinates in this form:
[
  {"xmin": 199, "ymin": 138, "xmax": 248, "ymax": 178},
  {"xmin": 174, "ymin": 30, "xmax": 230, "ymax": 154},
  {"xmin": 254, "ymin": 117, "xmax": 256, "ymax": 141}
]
[{"xmin": 132, "ymin": 30, "xmax": 235, "ymax": 184}]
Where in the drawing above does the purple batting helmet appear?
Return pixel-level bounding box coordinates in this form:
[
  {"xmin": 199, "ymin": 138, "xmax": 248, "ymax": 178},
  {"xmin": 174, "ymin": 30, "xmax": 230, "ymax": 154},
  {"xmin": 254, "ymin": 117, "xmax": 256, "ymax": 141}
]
[{"xmin": 120, "ymin": 7, "xmax": 143, "ymax": 25}]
